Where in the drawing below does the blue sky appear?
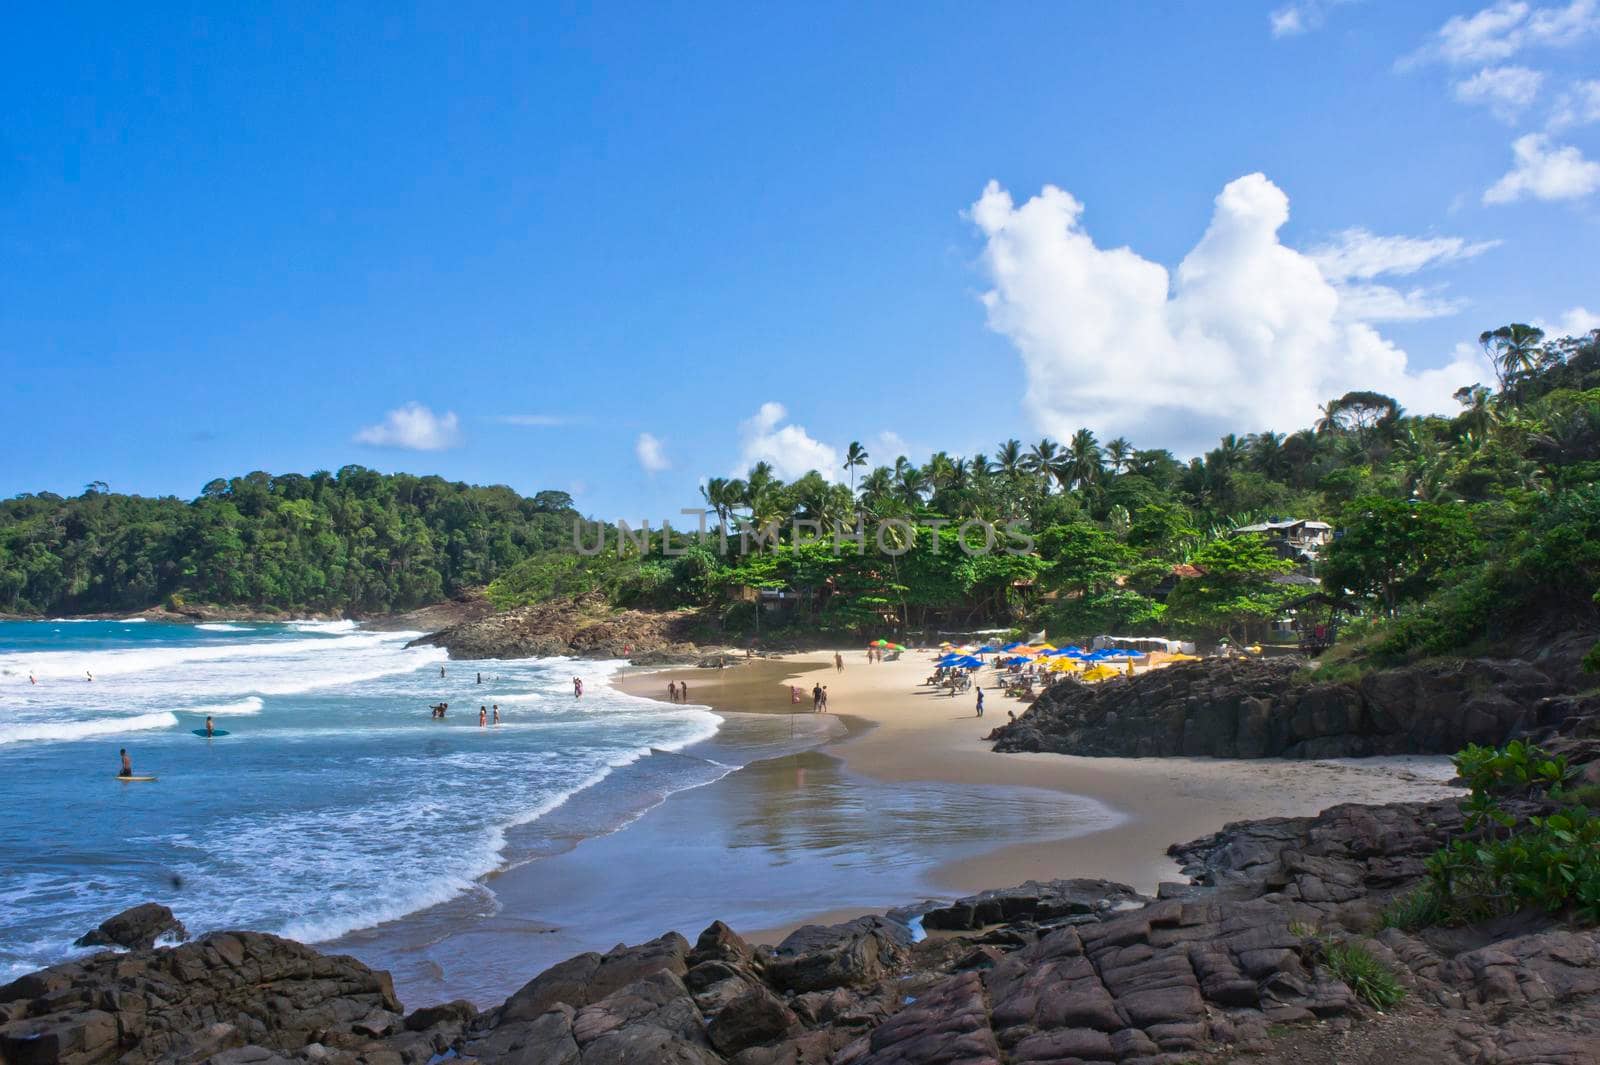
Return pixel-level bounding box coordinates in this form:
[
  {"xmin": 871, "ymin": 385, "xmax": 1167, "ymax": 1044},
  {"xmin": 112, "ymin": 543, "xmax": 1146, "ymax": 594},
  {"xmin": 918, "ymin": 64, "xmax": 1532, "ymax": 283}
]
[{"xmin": 3, "ymin": 1, "xmax": 1597, "ymax": 520}]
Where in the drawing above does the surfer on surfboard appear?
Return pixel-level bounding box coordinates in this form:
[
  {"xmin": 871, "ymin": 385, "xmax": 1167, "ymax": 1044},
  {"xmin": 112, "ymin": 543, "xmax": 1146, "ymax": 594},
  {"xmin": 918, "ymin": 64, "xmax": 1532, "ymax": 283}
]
[
  {"xmin": 204, "ymin": 716, "xmax": 215, "ymax": 737},
  {"xmin": 119, "ymin": 748, "xmax": 133, "ymax": 778}
]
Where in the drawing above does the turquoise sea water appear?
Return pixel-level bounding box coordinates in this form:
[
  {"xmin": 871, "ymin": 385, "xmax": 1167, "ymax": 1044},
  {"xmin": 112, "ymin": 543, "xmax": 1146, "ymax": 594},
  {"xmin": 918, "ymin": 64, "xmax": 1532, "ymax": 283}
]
[{"xmin": 0, "ymin": 620, "xmax": 723, "ymax": 980}]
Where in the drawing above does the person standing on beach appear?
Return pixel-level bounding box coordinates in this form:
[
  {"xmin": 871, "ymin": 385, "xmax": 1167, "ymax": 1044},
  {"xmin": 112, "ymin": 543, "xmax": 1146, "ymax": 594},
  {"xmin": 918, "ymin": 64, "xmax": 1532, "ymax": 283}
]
[
  {"xmin": 479, "ymin": 706, "xmax": 487, "ymax": 727},
  {"xmin": 976, "ymin": 688, "xmax": 985, "ymax": 717},
  {"xmin": 791, "ymin": 685, "xmax": 801, "ymax": 703},
  {"xmin": 668, "ymin": 681, "xmax": 678, "ymax": 701},
  {"xmin": 834, "ymin": 652, "xmax": 843, "ymax": 672},
  {"xmin": 820, "ymin": 686, "xmax": 829, "ymax": 712},
  {"xmin": 119, "ymin": 748, "xmax": 133, "ymax": 778},
  {"xmin": 811, "ymin": 683, "xmax": 823, "ymax": 712}
]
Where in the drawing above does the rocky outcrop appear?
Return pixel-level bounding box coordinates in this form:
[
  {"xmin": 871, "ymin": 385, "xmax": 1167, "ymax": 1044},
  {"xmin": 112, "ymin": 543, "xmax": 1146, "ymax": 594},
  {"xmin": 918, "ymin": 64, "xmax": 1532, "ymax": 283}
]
[
  {"xmin": 991, "ymin": 656, "xmax": 1572, "ymax": 760},
  {"xmin": 13, "ymin": 797, "xmax": 1600, "ymax": 1065},
  {"xmin": 407, "ymin": 594, "xmax": 709, "ymax": 660},
  {"xmin": 73, "ymin": 904, "xmax": 187, "ymax": 952}
]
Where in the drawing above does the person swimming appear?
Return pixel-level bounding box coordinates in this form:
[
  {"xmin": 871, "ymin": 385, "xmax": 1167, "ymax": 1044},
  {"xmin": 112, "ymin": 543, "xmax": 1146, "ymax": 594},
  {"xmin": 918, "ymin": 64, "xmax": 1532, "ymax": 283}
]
[
  {"xmin": 429, "ymin": 701, "xmax": 448, "ymax": 718},
  {"xmin": 119, "ymin": 748, "xmax": 133, "ymax": 778},
  {"xmin": 86, "ymin": 670, "xmax": 93, "ymax": 682}
]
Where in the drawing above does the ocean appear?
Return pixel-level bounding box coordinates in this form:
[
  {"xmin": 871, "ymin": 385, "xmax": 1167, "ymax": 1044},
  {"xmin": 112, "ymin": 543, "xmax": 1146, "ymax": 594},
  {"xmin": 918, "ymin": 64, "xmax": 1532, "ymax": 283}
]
[{"xmin": 0, "ymin": 619, "xmax": 727, "ymax": 981}]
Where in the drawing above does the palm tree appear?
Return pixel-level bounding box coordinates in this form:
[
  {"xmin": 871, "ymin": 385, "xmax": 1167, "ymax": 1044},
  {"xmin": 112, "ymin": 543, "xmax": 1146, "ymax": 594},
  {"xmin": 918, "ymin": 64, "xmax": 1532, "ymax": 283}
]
[
  {"xmin": 1246, "ymin": 431, "xmax": 1287, "ymax": 479},
  {"xmin": 996, "ymin": 439, "xmax": 1024, "ymax": 481},
  {"xmin": 1024, "ymin": 438, "xmax": 1060, "ymax": 491},
  {"xmin": 700, "ymin": 477, "xmax": 732, "ymax": 527},
  {"xmin": 896, "ymin": 466, "xmax": 929, "ymax": 509},
  {"xmin": 1314, "ymin": 400, "xmax": 1342, "ymax": 435},
  {"xmin": 1479, "ymin": 323, "xmax": 1546, "ymax": 395},
  {"xmin": 858, "ymin": 467, "xmax": 895, "ymax": 515},
  {"xmin": 842, "ymin": 441, "xmax": 868, "ymax": 497},
  {"xmin": 1065, "ymin": 428, "xmax": 1103, "ymax": 491},
  {"xmin": 1105, "ymin": 438, "xmax": 1133, "ymax": 475}
]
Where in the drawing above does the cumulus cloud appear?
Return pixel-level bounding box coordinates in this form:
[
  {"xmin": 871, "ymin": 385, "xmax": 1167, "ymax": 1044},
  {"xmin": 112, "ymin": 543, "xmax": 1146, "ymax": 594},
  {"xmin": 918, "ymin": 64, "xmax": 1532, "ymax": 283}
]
[
  {"xmin": 1406, "ymin": 0, "xmax": 1600, "ymax": 66},
  {"xmin": 1483, "ymin": 133, "xmax": 1600, "ymax": 202},
  {"xmin": 736, "ymin": 403, "xmax": 839, "ymax": 481},
  {"xmin": 968, "ymin": 174, "xmax": 1493, "ymax": 454},
  {"xmin": 635, "ymin": 432, "xmax": 670, "ymax": 473},
  {"xmin": 354, "ymin": 403, "xmax": 462, "ymax": 450},
  {"xmin": 1536, "ymin": 306, "xmax": 1600, "ymax": 336},
  {"xmin": 1453, "ymin": 65, "xmax": 1546, "ymax": 120},
  {"xmin": 1548, "ymin": 78, "xmax": 1600, "ymax": 128},
  {"xmin": 1268, "ymin": 0, "xmax": 1355, "ymax": 37}
]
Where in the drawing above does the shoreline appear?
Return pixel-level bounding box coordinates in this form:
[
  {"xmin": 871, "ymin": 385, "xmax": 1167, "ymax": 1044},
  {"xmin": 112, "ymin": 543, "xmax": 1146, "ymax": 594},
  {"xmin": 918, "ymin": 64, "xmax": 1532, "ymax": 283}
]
[{"xmin": 613, "ymin": 651, "xmax": 1464, "ymax": 942}]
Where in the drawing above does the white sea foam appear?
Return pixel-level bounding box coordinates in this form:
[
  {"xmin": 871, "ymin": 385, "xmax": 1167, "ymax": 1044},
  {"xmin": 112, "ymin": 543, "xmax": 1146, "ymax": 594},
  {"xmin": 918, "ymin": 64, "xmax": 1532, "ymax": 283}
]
[
  {"xmin": 0, "ymin": 711, "xmax": 178, "ymax": 746},
  {"xmin": 195, "ymin": 623, "xmax": 248, "ymax": 632}
]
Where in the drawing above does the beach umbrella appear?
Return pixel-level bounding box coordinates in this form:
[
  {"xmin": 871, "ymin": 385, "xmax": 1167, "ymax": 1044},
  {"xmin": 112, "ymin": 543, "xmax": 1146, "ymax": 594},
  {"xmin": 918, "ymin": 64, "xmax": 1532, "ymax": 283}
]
[
  {"xmin": 1001, "ymin": 641, "xmax": 1024, "ymax": 651},
  {"xmin": 1126, "ymin": 658, "xmax": 1136, "ymax": 677},
  {"xmin": 1047, "ymin": 657, "xmax": 1080, "ymax": 672},
  {"xmin": 1083, "ymin": 664, "xmax": 1121, "ymax": 682},
  {"xmin": 935, "ymin": 653, "xmax": 963, "ymax": 666},
  {"xmin": 953, "ymin": 655, "xmax": 984, "ymax": 668},
  {"xmin": 870, "ymin": 639, "xmax": 891, "ymax": 648},
  {"xmin": 1036, "ymin": 643, "xmax": 1058, "ymax": 652},
  {"xmin": 891, "ymin": 644, "xmax": 907, "ymax": 651},
  {"xmin": 974, "ymin": 644, "xmax": 999, "ymax": 654},
  {"xmin": 1167, "ymin": 652, "xmax": 1201, "ymax": 662}
]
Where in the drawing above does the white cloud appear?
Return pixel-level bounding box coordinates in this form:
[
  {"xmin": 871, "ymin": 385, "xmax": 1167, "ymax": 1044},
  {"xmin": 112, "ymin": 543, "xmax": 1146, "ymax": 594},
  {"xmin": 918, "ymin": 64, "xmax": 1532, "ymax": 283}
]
[
  {"xmin": 1453, "ymin": 65, "xmax": 1545, "ymax": 120},
  {"xmin": 869, "ymin": 431, "xmax": 912, "ymax": 466},
  {"xmin": 634, "ymin": 432, "xmax": 670, "ymax": 473},
  {"xmin": 968, "ymin": 174, "xmax": 1494, "ymax": 454},
  {"xmin": 1268, "ymin": 0, "xmax": 1356, "ymax": 37},
  {"xmin": 1483, "ymin": 133, "xmax": 1600, "ymax": 202},
  {"xmin": 493, "ymin": 414, "xmax": 574, "ymax": 427},
  {"xmin": 354, "ymin": 403, "xmax": 462, "ymax": 450},
  {"xmin": 1407, "ymin": 0, "xmax": 1599, "ymax": 66},
  {"xmin": 1548, "ymin": 78, "xmax": 1600, "ymax": 128},
  {"xmin": 1307, "ymin": 227, "xmax": 1499, "ymax": 281},
  {"xmin": 735, "ymin": 402, "xmax": 839, "ymax": 481},
  {"xmin": 1535, "ymin": 306, "xmax": 1600, "ymax": 336},
  {"xmin": 1332, "ymin": 284, "xmax": 1466, "ymax": 322}
]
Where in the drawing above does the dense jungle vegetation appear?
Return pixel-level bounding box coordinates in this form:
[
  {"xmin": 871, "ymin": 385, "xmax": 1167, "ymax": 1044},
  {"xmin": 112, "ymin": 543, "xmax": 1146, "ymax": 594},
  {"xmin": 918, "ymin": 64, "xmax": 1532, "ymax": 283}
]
[{"xmin": 4, "ymin": 324, "xmax": 1598, "ymax": 660}]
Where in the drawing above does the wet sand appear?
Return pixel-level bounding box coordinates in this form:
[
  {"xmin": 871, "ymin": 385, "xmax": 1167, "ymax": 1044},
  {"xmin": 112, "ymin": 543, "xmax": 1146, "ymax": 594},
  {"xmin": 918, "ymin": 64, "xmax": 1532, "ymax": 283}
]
[{"xmin": 617, "ymin": 652, "xmax": 1462, "ymax": 942}]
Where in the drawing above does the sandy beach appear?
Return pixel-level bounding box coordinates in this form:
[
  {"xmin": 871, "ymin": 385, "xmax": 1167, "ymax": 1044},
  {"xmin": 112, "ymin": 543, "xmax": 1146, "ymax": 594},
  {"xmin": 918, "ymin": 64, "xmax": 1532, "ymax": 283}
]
[
  {"xmin": 331, "ymin": 649, "xmax": 1460, "ymax": 1007},
  {"xmin": 617, "ymin": 650, "xmax": 1462, "ymax": 940}
]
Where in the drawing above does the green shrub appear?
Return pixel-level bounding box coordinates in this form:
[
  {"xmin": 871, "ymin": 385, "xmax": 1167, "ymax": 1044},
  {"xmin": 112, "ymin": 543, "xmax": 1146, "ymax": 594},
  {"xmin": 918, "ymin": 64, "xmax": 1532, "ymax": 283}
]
[
  {"xmin": 1422, "ymin": 741, "xmax": 1600, "ymax": 925},
  {"xmin": 1321, "ymin": 941, "xmax": 1405, "ymax": 1010}
]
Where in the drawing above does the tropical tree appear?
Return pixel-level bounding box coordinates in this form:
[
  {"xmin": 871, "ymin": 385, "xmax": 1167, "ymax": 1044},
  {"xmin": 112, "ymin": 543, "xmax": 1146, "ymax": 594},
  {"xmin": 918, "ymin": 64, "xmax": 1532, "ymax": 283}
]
[
  {"xmin": 1065, "ymin": 428, "xmax": 1103, "ymax": 491},
  {"xmin": 842, "ymin": 441, "xmax": 868, "ymax": 496},
  {"xmin": 1479, "ymin": 323, "xmax": 1545, "ymax": 395},
  {"xmin": 1105, "ymin": 437, "xmax": 1133, "ymax": 475}
]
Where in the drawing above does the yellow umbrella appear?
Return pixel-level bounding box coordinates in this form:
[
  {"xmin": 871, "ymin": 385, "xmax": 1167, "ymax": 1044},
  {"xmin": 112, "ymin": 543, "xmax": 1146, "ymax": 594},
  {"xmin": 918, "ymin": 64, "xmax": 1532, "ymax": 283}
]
[
  {"xmin": 1048, "ymin": 657, "xmax": 1080, "ymax": 672},
  {"xmin": 1167, "ymin": 652, "xmax": 1201, "ymax": 662},
  {"xmin": 1125, "ymin": 658, "xmax": 1136, "ymax": 677},
  {"xmin": 1083, "ymin": 664, "xmax": 1121, "ymax": 682},
  {"xmin": 1035, "ymin": 643, "xmax": 1058, "ymax": 652}
]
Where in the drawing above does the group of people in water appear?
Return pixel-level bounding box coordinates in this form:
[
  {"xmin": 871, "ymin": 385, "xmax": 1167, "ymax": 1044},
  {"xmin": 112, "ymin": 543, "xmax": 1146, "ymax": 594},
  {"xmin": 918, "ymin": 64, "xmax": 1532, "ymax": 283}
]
[{"xmin": 665, "ymin": 680, "xmax": 690, "ymax": 702}]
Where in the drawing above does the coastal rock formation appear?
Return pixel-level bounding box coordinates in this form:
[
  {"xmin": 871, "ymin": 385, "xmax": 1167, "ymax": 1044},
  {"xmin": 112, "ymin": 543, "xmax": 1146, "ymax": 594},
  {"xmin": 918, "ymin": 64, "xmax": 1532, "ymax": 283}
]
[
  {"xmin": 12, "ymin": 799, "xmax": 1600, "ymax": 1065},
  {"xmin": 73, "ymin": 904, "xmax": 188, "ymax": 952},
  {"xmin": 990, "ymin": 656, "xmax": 1572, "ymax": 760},
  {"xmin": 407, "ymin": 594, "xmax": 707, "ymax": 661}
]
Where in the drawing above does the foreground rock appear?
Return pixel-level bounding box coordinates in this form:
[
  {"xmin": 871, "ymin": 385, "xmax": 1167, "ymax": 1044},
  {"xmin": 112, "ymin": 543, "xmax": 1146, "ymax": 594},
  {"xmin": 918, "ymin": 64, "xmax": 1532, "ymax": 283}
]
[
  {"xmin": 11, "ymin": 802, "xmax": 1600, "ymax": 1064},
  {"xmin": 991, "ymin": 656, "xmax": 1576, "ymax": 759}
]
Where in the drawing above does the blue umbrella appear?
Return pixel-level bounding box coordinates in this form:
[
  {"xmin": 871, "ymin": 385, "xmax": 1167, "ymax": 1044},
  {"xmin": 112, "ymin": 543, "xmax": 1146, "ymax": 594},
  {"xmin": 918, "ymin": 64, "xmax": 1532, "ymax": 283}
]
[
  {"xmin": 1001, "ymin": 641, "xmax": 1024, "ymax": 651},
  {"xmin": 952, "ymin": 655, "xmax": 984, "ymax": 668},
  {"xmin": 975, "ymin": 644, "xmax": 999, "ymax": 654},
  {"xmin": 934, "ymin": 653, "xmax": 964, "ymax": 666}
]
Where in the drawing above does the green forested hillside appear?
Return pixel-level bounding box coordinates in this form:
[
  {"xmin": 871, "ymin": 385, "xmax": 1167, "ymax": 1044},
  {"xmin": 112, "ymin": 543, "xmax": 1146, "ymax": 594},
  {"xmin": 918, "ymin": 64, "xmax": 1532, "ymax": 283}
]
[
  {"xmin": 0, "ymin": 468, "xmax": 579, "ymax": 614},
  {"xmin": 5, "ymin": 324, "xmax": 1599, "ymax": 661}
]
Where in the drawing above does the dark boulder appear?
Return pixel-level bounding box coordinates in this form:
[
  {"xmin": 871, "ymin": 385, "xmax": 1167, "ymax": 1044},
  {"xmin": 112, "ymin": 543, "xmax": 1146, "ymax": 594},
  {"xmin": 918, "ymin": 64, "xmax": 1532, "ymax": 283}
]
[{"xmin": 72, "ymin": 904, "xmax": 187, "ymax": 952}]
